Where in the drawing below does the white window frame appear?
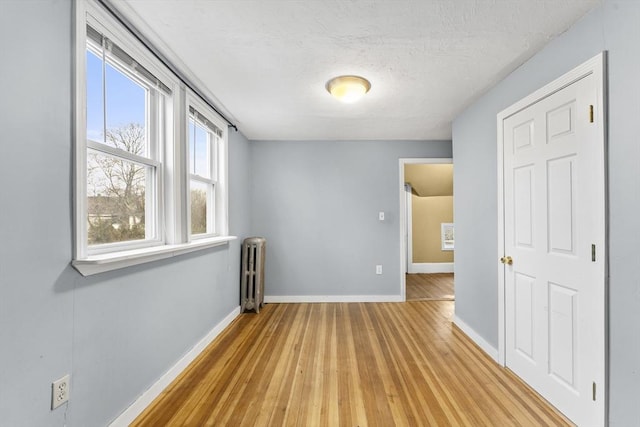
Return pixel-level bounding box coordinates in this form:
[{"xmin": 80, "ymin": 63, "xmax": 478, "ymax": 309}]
[
  {"xmin": 186, "ymin": 92, "xmax": 229, "ymax": 240},
  {"xmin": 84, "ymin": 27, "xmax": 165, "ymax": 255},
  {"xmin": 73, "ymin": 0, "xmax": 234, "ymax": 276}
]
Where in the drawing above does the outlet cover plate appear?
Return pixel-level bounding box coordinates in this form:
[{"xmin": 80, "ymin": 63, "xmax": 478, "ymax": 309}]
[{"xmin": 51, "ymin": 374, "xmax": 70, "ymax": 410}]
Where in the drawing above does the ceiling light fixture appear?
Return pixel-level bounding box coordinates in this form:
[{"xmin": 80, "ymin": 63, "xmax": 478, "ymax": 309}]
[{"xmin": 325, "ymin": 75, "xmax": 371, "ymax": 103}]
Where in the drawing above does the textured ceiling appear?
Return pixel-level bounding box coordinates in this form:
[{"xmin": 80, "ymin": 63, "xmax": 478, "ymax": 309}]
[{"xmin": 113, "ymin": 0, "xmax": 599, "ymax": 141}]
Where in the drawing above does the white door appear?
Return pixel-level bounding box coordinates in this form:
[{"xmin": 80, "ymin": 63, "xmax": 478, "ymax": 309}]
[{"xmin": 501, "ymin": 56, "xmax": 605, "ymax": 426}]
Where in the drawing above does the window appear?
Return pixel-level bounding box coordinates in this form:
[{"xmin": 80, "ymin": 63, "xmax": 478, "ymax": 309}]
[
  {"xmin": 188, "ymin": 101, "xmax": 225, "ymax": 239},
  {"xmin": 73, "ymin": 0, "xmax": 232, "ymax": 276},
  {"xmin": 85, "ymin": 24, "xmax": 167, "ymax": 251}
]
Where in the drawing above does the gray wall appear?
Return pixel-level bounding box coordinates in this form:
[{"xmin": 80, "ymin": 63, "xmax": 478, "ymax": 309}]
[
  {"xmin": 452, "ymin": 2, "xmax": 640, "ymax": 425},
  {"xmin": 251, "ymin": 140, "xmax": 451, "ymax": 298},
  {"xmin": 0, "ymin": 2, "xmax": 252, "ymax": 426}
]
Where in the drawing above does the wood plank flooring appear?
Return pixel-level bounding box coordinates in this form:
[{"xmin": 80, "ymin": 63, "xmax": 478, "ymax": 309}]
[
  {"xmin": 406, "ymin": 273, "xmax": 454, "ymax": 301},
  {"xmin": 132, "ymin": 301, "xmax": 572, "ymax": 427}
]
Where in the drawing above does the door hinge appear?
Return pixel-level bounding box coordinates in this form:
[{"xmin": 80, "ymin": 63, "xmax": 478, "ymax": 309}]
[
  {"xmin": 589, "ymin": 105, "xmax": 594, "ymax": 123},
  {"xmin": 592, "ymin": 382, "xmax": 597, "ymax": 401},
  {"xmin": 592, "ymin": 244, "xmax": 596, "ymax": 262}
]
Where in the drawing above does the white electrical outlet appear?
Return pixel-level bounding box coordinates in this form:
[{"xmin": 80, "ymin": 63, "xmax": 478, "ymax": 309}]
[
  {"xmin": 378, "ymin": 211, "xmax": 385, "ymax": 221},
  {"xmin": 51, "ymin": 374, "xmax": 70, "ymax": 410},
  {"xmin": 376, "ymin": 265, "xmax": 383, "ymax": 275}
]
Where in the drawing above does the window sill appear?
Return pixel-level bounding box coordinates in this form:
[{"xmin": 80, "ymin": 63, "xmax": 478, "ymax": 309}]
[{"xmin": 72, "ymin": 236, "xmax": 237, "ymax": 276}]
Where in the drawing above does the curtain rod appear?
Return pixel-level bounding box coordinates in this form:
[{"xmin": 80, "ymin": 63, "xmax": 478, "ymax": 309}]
[{"xmin": 97, "ymin": 0, "xmax": 238, "ymax": 132}]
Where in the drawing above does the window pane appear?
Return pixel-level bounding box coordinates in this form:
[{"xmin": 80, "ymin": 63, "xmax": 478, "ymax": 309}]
[
  {"xmin": 210, "ymin": 135, "xmax": 218, "ymax": 180},
  {"xmin": 191, "ymin": 121, "xmax": 210, "ymax": 178},
  {"xmin": 190, "ymin": 180, "xmax": 208, "ymax": 235},
  {"xmin": 194, "ymin": 124, "xmax": 209, "ymax": 177},
  {"xmin": 189, "ymin": 117, "xmax": 196, "ymax": 173},
  {"xmin": 87, "ymin": 151, "xmax": 149, "ymax": 244},
  {"xmin": 105, "ymin": 62, "xmax": 147, "ymax": 156},
  {"xmin": 86, "ymin": 49, "xmax": 104, "ymax": 143}
]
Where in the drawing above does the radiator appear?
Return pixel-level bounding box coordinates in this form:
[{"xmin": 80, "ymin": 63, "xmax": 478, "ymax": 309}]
[{"xmin": 241, "ymin": 237, "xmax": 266, "ymax": 313}]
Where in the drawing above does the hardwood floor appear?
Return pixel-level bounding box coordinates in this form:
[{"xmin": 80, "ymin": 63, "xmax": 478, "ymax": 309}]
[
  {"xmin": 406, "ymin": 273, "xmax": 454, "ymax": 301},
  {"xmin": 132, "ymin": 301, "xmax": 571, "ymax": 427}
]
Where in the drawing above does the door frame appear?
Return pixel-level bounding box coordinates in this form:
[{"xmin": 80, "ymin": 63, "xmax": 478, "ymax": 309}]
[
  {"xmin": 399, "ymin": 157, "xmax": 453, "ymax": 302},
  {"xmin": 496, "ymin": 52, "xmax": 607, "ymax": 422},
  {"xmin": 405, "ymin": 183, "xmax": 414, "ymax": 274}
]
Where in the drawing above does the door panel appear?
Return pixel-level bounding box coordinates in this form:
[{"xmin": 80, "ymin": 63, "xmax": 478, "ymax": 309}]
[
  {"xmin": 547, "ymin": 156, "xmax": 576, "ymax": 254},
  {"xmin": 514, "ymin": 166, "xmax": 534, "ymax": 247},
  {"xmin": 546, "ymin": 101, "xmax": 576, "ymax": 141},
  {"xmin": 548, "ymin": 282, "xmax": 577, "ymax": 389},
  {"xmin": 513, "ymin": 119, "xmax": 535, "ymax": 151},
  {"xmin": 514, "ymin": 272, "xmax": 535, "ymax": 360}
]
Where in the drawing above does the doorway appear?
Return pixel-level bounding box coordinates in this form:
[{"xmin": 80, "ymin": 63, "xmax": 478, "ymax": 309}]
[
  {"xmin": 399, "ymin": 158, "xmax": 453, "ymax": 302},
  {"xmin": 497, "ymin": 53, "xmax": 606, "ymax": 426}
]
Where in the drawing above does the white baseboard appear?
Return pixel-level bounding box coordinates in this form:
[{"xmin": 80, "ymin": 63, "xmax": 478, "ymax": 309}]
[
  {"xmin": 109, "ymin": 306, "xmax": 241, "ymax": 427},
  {"xmin": 264, "ymin": 295, "xmax": 403, "ymax": 303},
  {"xmin": 453, "ymin": 315, "xmax": 499, "ymax": 362},
  {"xmin": 409, "ymin": 262, "xmax": 454, "ymax": 274}
]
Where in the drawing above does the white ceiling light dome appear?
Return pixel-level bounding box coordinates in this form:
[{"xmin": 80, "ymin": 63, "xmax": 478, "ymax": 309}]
[{"xmin": 325, "ymin": 75, "xmax": 371, "ymax": 103}]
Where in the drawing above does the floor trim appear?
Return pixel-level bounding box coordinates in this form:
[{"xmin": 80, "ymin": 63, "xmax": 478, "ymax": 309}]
[
  {"xmin": 108, "ymin": 306, "xmax": 241, "ymax": 427},
  {"xmin": 409, "ymin": 262, "xmax": 454, "ymax": 274},
  {"xmin": 264, "ymin": 295, "xmax": 403, "ymax": 303},
  {"xmin": 453, "ymin": 314, "xmax": 499, "ymax": 362}
]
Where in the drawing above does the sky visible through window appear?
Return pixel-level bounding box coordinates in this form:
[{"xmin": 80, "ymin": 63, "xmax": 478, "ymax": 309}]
[
  {"xmin": 86, "ymin": 50, "xmax": 146, "ymax": 147},
  {"xmin": 189, "ymin": 118, "xmax": 210, "ymax": 178}
]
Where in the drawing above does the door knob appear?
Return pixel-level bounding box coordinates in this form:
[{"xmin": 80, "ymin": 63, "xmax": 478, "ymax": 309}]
[{"xmin": 500, "ymin": 256, "xmax": 513, "ymax": 265}]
